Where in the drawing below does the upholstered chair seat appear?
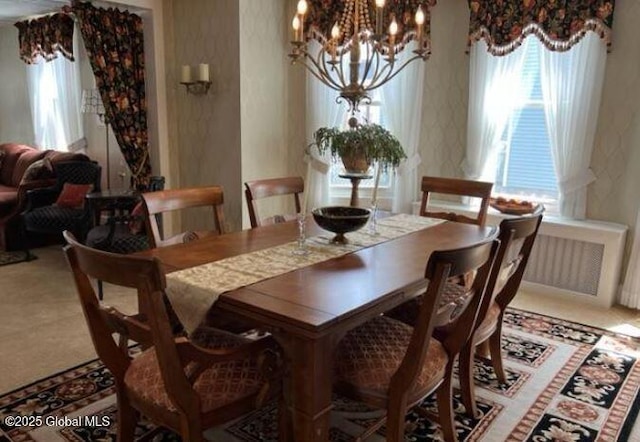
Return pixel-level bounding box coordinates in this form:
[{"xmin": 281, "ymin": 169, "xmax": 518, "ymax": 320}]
[
  {"xmin": 335, "ymin": 316, "xmax": 448, "ymax": 402},
  {"xmin": 473, "ymin": 301, "xmax": 501, "ymax": 337},
  {"xmin": 24, "ymin": 206, "xmax": 86, "ymax": 231},
  {"xmin": 85, "ymin": 223, "xmax": 149, "ymax": 254},
  {"xmin": 125, "ymin": 327, "xmax": 263, "ymax": 414}
]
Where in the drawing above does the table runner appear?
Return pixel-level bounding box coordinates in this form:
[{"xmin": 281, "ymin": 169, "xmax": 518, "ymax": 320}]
[{"xmin": 166, "ymin": 214, "xmax": 444, "ymax": 333}]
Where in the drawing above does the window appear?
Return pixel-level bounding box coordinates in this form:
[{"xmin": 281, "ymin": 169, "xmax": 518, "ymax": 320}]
[
  {"xmin": 25, "ymin": 27, "xmax": 83, "ymax": 151},
  {"xmin": 493, "ymin": 38, "xmax": 557, "ymax": 203},
  {"xmin": 469, "ymin": 32, "xmax": 607, "ymax": 218}
]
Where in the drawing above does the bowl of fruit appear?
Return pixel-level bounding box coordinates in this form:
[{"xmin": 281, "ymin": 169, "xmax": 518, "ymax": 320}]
[{"xmin": 489, "ymin": 197, "xmax": 539, "ymax": 215}]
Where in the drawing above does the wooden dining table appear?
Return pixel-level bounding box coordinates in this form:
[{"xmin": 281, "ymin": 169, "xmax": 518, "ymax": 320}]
[{"xmin": 136, "ymin": 216, "xmax": 495, "ymax": 441}]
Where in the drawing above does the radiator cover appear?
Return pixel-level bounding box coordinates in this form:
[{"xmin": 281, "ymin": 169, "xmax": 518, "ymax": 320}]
[{"xmin": 524, "ymin": 235, "xmax": 604, "ymax": 297}]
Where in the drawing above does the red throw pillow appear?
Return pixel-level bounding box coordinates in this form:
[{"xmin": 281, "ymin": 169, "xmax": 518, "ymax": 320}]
[
  {"xmin": 128, "ymin": 201, "xmax": 145, "ymax": 234},
  {"xmin": 55, "ymin": 183, "xmax": 94, "ymax": 208}
]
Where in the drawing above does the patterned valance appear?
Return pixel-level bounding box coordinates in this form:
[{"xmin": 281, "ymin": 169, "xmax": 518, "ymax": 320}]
[
  {"xmin": 305, "ymin": 0, "xmax": 436, "ymax": 52},
  {"xmin": 468, "ymin": 0, "xmax": 615, "ymax": 55},
  {"xmin": 15, "ymin": 13, "xmax": 75, "ymax": 64}
]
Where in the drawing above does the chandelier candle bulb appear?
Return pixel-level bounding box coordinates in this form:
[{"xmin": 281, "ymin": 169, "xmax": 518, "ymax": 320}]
[
  {"xmin": 180, "ymin": 65, "xmax": 191, "ymax": 83},
  {"xmin": 198, "ymin": 63, "xmax": 209, "ymax": 82},
  {"xmin": 375, "ymin": 0, "xmax": 384, "ymax": 36},
  {"xmin": 415, "ymin": 6, "xmax": 425, "ymax": 43},
  {"xmin": 292, "ymin": 15, "xmax": 301, "ymax": 42},
  {"xmin": 331, "ymin": 22, "xmax": 340, "ymax": 61},
  {"xmin": 296, "ymin": 0, "xmax": 307, "ymax": 42},
  {"xmin": 388, "ymin": 18, "xmax": 398, "ymax": 60},
  {"xmin": 297, "ymin": 0, "xmax": 308, "ymax": 15}
]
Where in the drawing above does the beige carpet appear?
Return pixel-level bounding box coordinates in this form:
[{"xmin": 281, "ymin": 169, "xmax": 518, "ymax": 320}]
[{"xmin": 0, "ymin": 245, "xmax": 137, "ymax": 394}]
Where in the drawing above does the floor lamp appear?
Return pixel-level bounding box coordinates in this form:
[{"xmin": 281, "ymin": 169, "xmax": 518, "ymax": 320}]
[{"xmin": 81, "ymin": 88, "xmax": 110, "ymax": 189}]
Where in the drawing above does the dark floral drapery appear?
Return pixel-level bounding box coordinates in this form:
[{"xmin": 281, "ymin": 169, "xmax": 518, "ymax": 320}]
[
  {"xmin": 468, "ymin": 0, "xmax": 615, "ymax": 55},
  {"xmin": 15, "ymin": 13, "xmax": 75, "ymax": 64},
  {"xmin": 72, "ymin": 1, "xmax": 151, "ymax": 190},
  {"xmin": 306, "ymin": 0, "xmax": 437, "ymax": 54}
]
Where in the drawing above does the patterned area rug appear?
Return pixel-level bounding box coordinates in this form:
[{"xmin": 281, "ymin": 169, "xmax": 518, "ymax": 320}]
[
  {"xmin": 1, "ymin": 308, "xmax": 639, "ymax": 441},
  {"xmin": 0, "ymin": 251, "xmax": 35, "ymax": 267}
]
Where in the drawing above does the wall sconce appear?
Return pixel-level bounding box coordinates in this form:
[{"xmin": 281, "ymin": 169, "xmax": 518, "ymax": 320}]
[{"xmin": 180, "ymin": 63, "xmax": 211, "ymax": 95}]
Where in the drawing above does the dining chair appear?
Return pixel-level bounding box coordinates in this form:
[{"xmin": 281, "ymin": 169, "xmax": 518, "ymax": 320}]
[
  {"xmin": 244, "ymin": 176, "xmax": 304, "ymax": 228},
  {"xmin": 385, "ymin": 176, "xmax": 494, "ymax": 326},
  {"xmin": 142, "ymin": 186, "xmax": 227, "ymax": 248},
  {"xmin": 62, "ymin": 231, "xmax": 282, "ymax": 442},
  {"xmin": 333, "ymin": 239, "xmax": 498, "ymax": 442},
  {"xmin": 419, "ymin": 176, "xmax": 493, "ymax": 226},
  {"xmin": 459, "ymin": 207, "xmax": 543, "ymax": 418}
]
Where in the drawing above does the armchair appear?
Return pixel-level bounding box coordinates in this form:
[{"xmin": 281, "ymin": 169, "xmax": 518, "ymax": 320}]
[
  {"xmin": 22, "ymin": 161, "xmax": 101, "ymax": 248},
  {"xmin": 0, "ymin": 142, "xmax": 90, "ymax": 250}
]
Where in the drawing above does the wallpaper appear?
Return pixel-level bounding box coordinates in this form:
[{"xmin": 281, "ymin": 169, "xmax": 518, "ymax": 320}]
[
  {"xmin": 239, "ymin": 0, "xmax": 294, "ymax": 228},
  {"xmin": 0, "ymin": 26, "xmax": 34, "ymax": 145},
  {"xmin": 169, "ymin": 0, "xmax": 242, "ymax": 232}
]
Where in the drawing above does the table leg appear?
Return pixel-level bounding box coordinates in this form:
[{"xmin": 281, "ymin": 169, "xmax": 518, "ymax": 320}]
[{"xmin": 274, "ymin": 333, "xmax": 337, "ymax": 442}]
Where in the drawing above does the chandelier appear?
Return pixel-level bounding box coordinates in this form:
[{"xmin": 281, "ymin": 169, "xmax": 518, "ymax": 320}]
[{"xmin": 289, "ymin": 0, "xmax": 431, "ymax": 114}]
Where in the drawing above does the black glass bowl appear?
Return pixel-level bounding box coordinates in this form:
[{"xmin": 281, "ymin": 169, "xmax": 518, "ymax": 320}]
[{"xmin": 312, "ymin": 206, "xmax": 371, "ymax": 243}]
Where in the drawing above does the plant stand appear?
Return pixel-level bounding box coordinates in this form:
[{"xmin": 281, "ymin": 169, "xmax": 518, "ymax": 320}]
[{"xmin": 339, "ymin": 172, "xmax": 372, "ymax": 207}]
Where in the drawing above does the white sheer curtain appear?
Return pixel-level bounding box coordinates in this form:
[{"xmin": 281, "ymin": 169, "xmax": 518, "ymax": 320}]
[
  {"xmin": 621, "ymin": 208, "xmax": 640, "ymax": 309},
  {"xmin": 304, "ymin": 42, "xmax": 347, "ymax": 211},
  {"xmin": 26, "ymin": 28, "xmax": 83, "ymax": 151},
  {"xmin": 463, "ymin": 38, "xmax": 533, "ymax": 182},
  {"xmin": 540, "ymin": 32, "xmax": 606, "ymax": 219},
  {"xmin": 381, "ymin": 41, "xmax": 425, "ymax": 214}
]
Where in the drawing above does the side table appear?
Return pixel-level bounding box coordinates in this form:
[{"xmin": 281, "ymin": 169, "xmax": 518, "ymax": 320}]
[
  {"xmin": 339, "ymin": 173, "xmax": 372, "ymax": 207},
  {"xmin": 85, "ymin": 189, "xmax": 141, "ymax": 227}
]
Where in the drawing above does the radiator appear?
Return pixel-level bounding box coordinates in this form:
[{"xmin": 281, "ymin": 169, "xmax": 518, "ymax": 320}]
[{"xmin": 415, "ymin": 202, "xmax": 628, "ymax": 307}]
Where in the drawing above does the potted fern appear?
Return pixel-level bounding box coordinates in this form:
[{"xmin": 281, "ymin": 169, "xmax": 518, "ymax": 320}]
[{"xmin": 310, "ymin": 123, "xmax": 406, "ymax": 174}]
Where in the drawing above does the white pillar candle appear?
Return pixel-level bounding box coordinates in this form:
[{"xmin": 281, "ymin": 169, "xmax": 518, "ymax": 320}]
[
  {"xmin": 371, "ymin": 163, "xmax": 381, "ymax": 205},
  {"xmin": 198, "ymin": 63, "xmax": 210, "ymax": 82},
  {"xmin": 302, "ymin": 159, "xmax": 311, "ymax": 214},
  {"xmin": 180, "ymin": 65, "xmax": 192, "ymax": 83}
]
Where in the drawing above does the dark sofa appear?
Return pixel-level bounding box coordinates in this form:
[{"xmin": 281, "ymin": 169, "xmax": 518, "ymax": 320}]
[{"xmin": 0, "ymin": 143, "xmax": 90, "ymax": 250}]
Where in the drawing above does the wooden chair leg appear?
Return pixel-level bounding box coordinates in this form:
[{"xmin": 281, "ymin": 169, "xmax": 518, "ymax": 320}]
[
  {"xmin": 386, "ymin": 396, "xmax": 408, "ymax": 442},
  {"xmin": 179, "ymin": 415, "xmax": 205, "ymax": 442},
  {"xmin": 476, "ymin": 340, "xmax": 490, "ymax": 358},
  {"xmin": 436, "ymin": 362, "xmax": 457, "ymax": 442},
  {"xmin": 489, "ymin": 322, "xmax": 507, "ymax": 384},
  {"xmin": 459, "ymin": 342, "xmax": 479, "ymax": 419},
  {"xmin": 116, "ymin": 390, "xmax": 137, "ymax": 442}
]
